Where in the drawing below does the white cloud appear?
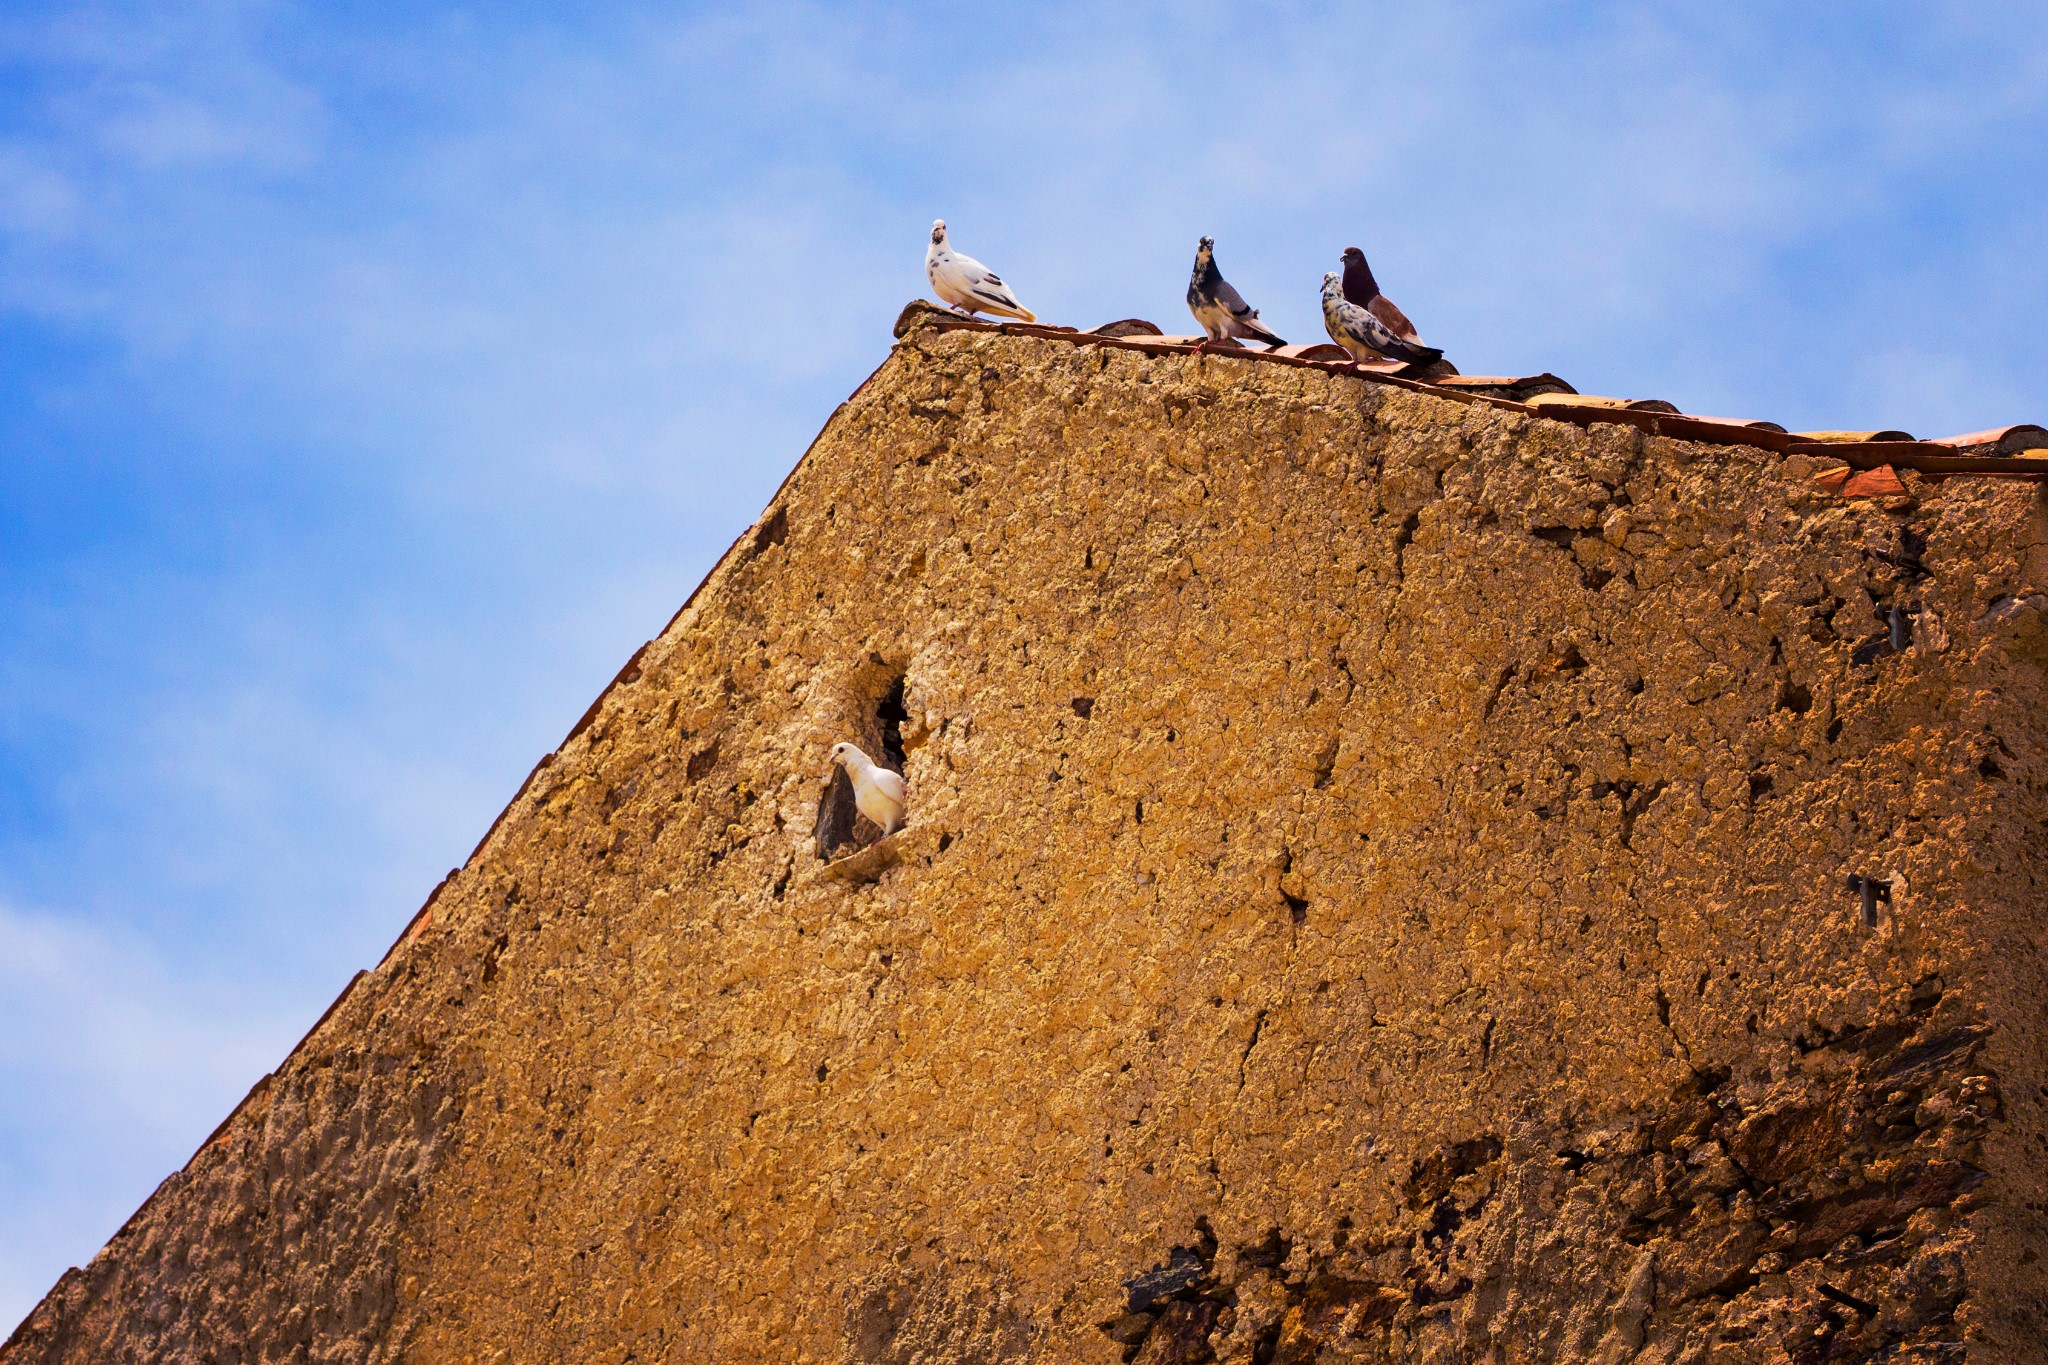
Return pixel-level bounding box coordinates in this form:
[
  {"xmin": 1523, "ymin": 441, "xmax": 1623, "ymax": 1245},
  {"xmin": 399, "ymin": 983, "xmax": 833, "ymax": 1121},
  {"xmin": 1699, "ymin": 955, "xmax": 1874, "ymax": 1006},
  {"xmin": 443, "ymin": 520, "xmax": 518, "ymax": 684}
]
[
  {"xmin": 0, "ymin": 150, "xmax": 80, "ymax": 239},
  {"xmin": 0, "ymin": 899, "xmax": 302, "ymax": 1328},
  {"xmin": 0, "ymin": 902, "xmax": 278, "ymax": 1135}
]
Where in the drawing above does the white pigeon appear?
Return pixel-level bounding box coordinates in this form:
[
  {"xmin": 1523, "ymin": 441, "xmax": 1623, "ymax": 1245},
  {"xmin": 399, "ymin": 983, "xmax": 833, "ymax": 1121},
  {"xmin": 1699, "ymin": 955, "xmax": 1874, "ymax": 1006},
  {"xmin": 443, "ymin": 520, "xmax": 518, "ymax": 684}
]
[
  {"xmin": 830, "ymin": 741, "xmax": 907, "ymax": 837},
  {"xmin": 925, "ymin": 220, "xmax": 1037, "ymax": 322}
]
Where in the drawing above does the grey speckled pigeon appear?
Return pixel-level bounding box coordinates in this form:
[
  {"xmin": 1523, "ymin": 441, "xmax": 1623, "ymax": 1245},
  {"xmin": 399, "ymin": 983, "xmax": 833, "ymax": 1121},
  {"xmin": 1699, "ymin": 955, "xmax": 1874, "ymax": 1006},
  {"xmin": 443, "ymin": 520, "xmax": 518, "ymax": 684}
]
[
  {"xmin": 1320, "ymin": 271, "xmax": 1442, "ymax": 366},
  {"xmin": 1186, "ymin": 237, "xmax": 1285, "ymax": 348}
]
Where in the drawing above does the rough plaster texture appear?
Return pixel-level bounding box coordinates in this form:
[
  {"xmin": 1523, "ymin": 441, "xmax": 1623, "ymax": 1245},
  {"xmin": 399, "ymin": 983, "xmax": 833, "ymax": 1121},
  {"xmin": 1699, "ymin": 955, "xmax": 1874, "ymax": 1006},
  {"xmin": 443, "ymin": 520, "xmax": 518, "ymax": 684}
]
[{"xmin": 7, "ymin": 315, "xmax": 2048, "ymax": 1363}]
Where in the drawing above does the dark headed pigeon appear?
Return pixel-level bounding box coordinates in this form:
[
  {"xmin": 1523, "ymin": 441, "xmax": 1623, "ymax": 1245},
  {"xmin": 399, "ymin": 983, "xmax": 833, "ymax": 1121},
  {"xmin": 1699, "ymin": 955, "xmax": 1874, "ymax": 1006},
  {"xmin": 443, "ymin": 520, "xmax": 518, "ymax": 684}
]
[
  {"xmin": 1340, "ymin": 247, "xmax": 1423, "ymax": 344},
  {"xmin": 1321, "ymin": 272, "xmax": 1442, "ymax": 366},
  {"xmin": 1186, "ymin": 237, "xmax": 1285, "ymax": 348}
]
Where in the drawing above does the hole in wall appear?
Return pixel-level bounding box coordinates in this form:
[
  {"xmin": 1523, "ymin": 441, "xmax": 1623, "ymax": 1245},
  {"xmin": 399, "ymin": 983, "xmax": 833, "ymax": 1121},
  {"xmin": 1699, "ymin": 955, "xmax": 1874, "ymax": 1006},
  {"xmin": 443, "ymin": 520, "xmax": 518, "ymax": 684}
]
[
  {"xmin": 687, "ymin": 740, "xmax": 720, "ymax": 784},
  {"xmin": 816, "ymin": 665, "xmax": 911, "ymax": 862},
  {"xmin": 1312, "ymin": 736, "xmax": 1340, "ymax": 788},
  {"xmin": 1909, "ymin": 974, "xmax": 1944, "ymax": 1013},
  {"xmin": 877, "ymin": 675, "xmax": 908, "ymax": 770},
  {"xmin": 815, "ymin": 767, "xmax": 859, "ymax": 860},
  {"xmin": 752, "ymin": 506, "xmax": 788, "ymax": 554}
]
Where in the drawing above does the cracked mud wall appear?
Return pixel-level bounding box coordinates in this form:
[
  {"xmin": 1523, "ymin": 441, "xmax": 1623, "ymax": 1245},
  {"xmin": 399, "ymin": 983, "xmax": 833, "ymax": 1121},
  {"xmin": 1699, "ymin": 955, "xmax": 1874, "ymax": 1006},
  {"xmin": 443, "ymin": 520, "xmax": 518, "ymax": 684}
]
[{"xmin": 7, "ymin": 319, "xmax": 2047, "ymax": 1363}]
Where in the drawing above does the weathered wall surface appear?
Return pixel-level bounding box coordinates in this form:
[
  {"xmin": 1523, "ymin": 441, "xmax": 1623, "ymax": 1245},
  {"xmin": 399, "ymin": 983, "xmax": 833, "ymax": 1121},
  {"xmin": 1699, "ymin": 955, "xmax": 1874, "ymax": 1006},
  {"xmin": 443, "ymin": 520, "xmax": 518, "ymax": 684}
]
[{"xmin": 7, "ymin": 318, "xmax": 2047, "ymax": 1364}]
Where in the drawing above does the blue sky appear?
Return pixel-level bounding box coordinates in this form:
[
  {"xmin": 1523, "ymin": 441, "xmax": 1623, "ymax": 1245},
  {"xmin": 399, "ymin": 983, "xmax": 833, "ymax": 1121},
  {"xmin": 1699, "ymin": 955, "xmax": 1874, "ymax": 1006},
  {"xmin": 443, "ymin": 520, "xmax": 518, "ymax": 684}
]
[{"xmin": 2, "ymin": 0, "xmax": 2045, "ymax": 1329}]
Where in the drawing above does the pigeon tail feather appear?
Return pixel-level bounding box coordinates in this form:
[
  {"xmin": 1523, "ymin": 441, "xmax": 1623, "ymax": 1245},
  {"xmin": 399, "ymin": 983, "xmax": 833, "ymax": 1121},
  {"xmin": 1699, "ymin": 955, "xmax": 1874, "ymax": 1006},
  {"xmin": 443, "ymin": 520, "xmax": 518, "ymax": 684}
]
[
  {"xmin": 1237, "ymin": 319, "xmax": 1286, "ymax": 347},
  {"xmin": 976, "ymin": 299, "xmax": 1036, "ymax": 323}
]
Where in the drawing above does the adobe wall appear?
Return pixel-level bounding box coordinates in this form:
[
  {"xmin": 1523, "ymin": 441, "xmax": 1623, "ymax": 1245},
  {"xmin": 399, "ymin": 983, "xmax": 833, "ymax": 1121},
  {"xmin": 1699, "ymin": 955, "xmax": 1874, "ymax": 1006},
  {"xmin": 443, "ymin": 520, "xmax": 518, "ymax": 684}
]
[{"xmin": 7, "ymin": 317, "xmax": 2047, "ymax": 1363}]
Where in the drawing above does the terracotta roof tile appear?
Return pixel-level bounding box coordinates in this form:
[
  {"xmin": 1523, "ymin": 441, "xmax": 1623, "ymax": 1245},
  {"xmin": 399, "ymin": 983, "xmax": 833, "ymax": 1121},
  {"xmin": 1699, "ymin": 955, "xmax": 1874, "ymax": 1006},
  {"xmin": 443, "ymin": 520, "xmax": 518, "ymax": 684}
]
[
  {"xmin": 1433, "ymin": 374, "xmax": 1577, "ymax": 401},
  {"xmin": 1686, "ymin": 417, "xmax": 1789, "ymax": 434},
  {"xmin": 1928, "ymin": 425, "xmax": 2048, "ymax": 455},
  {"xmin": 1789, "ymin": 438, "xmax": 1964, "ymax": 461},
  {"xmin": 1793, "ymin": 430, "xmax": 1915, "ymax": 444},
  {"xmin": 889, "ymin": 299, "xmax": 2046, "ymax": 480},
  {"xmin": 1655, "ymin": 416, "xmax": 1795, "ymax": 451},
  {"xmin": 1086, "ymin": 319, "xmax": 1164, "ymax": 338},
  {"xmin": 1527, "ymin": 393, "xmax": 1679, "ymax": 414},
  {"xmin": 1840, "ymin": 465, "xmax": 1909, "ymax": 497}
]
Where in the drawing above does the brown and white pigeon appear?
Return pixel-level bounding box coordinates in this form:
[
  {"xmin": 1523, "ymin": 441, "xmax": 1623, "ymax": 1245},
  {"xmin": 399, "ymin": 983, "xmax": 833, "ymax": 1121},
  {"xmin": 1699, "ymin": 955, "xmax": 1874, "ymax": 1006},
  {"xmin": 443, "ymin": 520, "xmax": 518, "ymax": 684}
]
[
  {"xmin": 1339, "ymin": 246, "xmax": 1423, "ymax": 344},
  {"xmin": 1321, "ymin": 272, "xmax": 1442, "ymax": 366},
  {"xmin": 1186, "ymin": 236, "xmax": 1285, "ymax": 348},
  {"xmin": 925, "ymin": 220, "xmax": 1036, "ymax": 322}
]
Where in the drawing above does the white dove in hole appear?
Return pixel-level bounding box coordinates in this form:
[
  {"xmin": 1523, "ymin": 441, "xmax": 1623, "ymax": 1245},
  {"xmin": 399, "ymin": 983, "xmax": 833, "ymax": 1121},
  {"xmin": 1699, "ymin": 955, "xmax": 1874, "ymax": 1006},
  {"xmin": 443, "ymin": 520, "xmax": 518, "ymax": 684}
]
[
  {"xmin": 830, "ymin": 742, "xmax": 907, "ymax": 838},
  {"xmin": 925, "ymin": 220, "xmax": 1037, "ymax": 322}
]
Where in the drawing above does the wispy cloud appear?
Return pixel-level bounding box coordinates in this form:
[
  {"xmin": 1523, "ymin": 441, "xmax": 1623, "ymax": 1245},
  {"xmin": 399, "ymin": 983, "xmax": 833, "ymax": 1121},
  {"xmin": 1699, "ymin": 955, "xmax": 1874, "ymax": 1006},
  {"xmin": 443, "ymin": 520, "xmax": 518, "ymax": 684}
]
[{"xmin": 0, "ymin": 898, "xmax": 301, "ymax": 1316}]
